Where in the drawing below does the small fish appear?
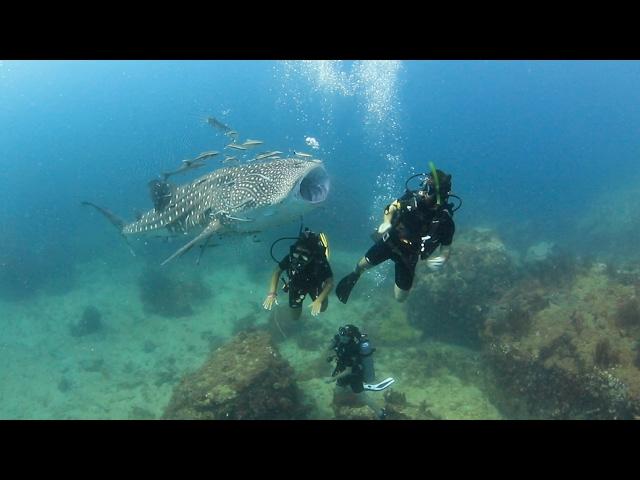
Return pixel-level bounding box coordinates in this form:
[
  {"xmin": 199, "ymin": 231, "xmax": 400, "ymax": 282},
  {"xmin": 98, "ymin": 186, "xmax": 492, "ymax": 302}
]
[
  {"xmin": 226, "ymin": 143, "xmax": 247, "ymax": 151},
  {"xmin": 255, "ymin": 151, "xmax": 283, "ymax": 160},
  {"xmin": 205, "ymin": 116, "xmax": 231, "ymax": 133},
  {"xmin": 162, "ymin": 159, "xmax": 207, "ymax": 180},
  {"xmin": 221, "ymin": 156, "xmax": 239, "ymax": 164},
  {"xmin": 194, "ymin": 151, "xmax": 219, "ymax": 161},
  {"xmin": 294, "ymin": 150, "xmax": 312, "ymax": 158},
  {"xmin": 241, "ymin": 139, "xmax": 264, "ymax": 148},
  {"xmin": 225, "ymin": 130, "xmax": 239, "ymax": 138}
]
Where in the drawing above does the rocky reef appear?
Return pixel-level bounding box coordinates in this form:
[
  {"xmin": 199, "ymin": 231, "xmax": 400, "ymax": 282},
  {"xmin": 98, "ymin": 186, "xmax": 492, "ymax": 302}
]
[
  {"xmin": 482, "ymin": 263, "xmax": 640, "ymax": 419},
  {"xmin": 163, "ymin": 330, "xmax": 307, "ymax": 420},
  {"xmin": 138, "ymin": 266, "xmax": 211, "ymax": 318},
  {"xmin": 362, "ymin": 297, "xmax": 422, "ymax": 347},
  {"xmin": 406, "ymin": 227, "xmax": 518, "ymax": 347},
  {"xmin": 400, "ymin": 226, "xmax": 640, "ymax": 419}
]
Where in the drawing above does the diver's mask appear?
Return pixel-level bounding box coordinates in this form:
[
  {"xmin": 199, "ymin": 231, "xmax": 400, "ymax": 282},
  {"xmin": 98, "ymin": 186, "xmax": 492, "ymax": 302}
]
[
  {"xmin": 337, "ymin": 329, "xmax": 351, "ymax": 344},
  {"xmin": 421, "ymin": 175, "xmax": 436, "ymax": 197},
  {"xmin": 337, "ymin": 325, "xmax": 359, "ymax": 343},
  {"xmin": 290, "ymin": 247, "xmax": 313, "ymax": 271}
]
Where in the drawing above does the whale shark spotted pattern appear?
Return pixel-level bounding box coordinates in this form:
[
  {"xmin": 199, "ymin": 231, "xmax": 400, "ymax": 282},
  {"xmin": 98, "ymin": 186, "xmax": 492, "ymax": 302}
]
[{"xmin": 86, "ymin": 158, "xmax": 330, "ymax": 265}]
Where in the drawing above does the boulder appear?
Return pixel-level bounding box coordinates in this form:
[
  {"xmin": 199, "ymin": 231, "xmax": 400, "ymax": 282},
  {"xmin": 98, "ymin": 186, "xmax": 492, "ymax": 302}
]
[{"xmin": 163, "ymin": 330, "xmax": 306, "ymax": 420}]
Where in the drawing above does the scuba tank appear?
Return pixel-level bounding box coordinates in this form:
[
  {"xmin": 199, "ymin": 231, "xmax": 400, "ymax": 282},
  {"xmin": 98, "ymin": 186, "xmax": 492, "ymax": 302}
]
[
  {"xmin": 359, "ymin": 334, "xmax": 376, "ymax": 383},
  {"xmin": 370, "ymin": 162, "xmax": 462, "ymax": 245},
  {"xmin": 330, "ymin": 325, "xmax": 376, "ymax": 383}
]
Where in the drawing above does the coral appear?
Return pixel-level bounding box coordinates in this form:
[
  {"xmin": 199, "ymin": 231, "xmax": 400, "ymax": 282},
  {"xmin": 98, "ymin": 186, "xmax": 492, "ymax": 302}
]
[
  {"xmin": 332, "ymin": 394, "xmax": 379, "ymax": 420},
  {"xmin": 482, "ymin": 267, "xmax": 640, "ymax": 419},
  {"xmin": 70, "ymin": 306, "xmax": 103, "ymax": 337},
  {"xmin": 163, "ymin": 330, "xmax": 307, "ymax": 420},
  {"xmin": 138, "ymin": 266, "xmax": 211, "ymax": 318}
]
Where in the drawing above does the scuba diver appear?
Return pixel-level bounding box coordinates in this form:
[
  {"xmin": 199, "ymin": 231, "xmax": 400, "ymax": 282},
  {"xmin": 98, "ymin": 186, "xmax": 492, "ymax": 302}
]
[
  {"xmin": 336, "ymin": 163, "xmax": 459, "ymax": 304},
  {"xmin": 263, "ymin": 226, "xmax": 333, "ymax": 321},
  {"xmin": 326, "ymin": 324, "xmax": 395, "ymax": 420}
]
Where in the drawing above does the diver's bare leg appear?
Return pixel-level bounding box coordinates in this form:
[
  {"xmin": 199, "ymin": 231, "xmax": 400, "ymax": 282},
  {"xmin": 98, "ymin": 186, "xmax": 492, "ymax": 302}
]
[
  {"xmin": 320, "ymin": 297, "xmax": 329, "ymax": 312},
  {"xmin": 355, "ymin": 257, "xmax": 373, "ymax": 274},
  {"xmin": 394, "ymin": 284, "xmax": 410, "ymax": 303}
]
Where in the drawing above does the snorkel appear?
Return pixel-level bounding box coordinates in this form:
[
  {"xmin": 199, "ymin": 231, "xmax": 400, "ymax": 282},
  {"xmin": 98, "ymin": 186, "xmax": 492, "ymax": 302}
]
[
  {"xmin": 402, "ymin": 163, "xmax": 461, "ymax": 212},
  {"xmin": 428, "ymin": 161, "xmax": 442, "ymax": 206}
]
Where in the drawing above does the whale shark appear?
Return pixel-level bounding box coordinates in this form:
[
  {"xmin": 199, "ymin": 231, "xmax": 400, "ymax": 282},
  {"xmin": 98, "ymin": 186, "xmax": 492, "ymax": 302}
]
[{"xmin": 83, "ymin": 158, "xmax": 330, "ymax": 265}]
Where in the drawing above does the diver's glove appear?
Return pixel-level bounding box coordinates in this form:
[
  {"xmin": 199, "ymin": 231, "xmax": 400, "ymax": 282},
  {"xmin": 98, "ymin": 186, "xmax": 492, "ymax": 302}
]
[
  {"xmin": 336, "ymin": 272, "xmax": 360, "ymax": 304},
  {"xmin": 426, "ymin": 256, "xmax": 446, "ymax": 271}
]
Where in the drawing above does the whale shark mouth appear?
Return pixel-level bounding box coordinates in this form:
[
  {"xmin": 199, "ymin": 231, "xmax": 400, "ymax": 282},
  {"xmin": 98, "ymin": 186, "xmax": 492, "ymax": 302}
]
[{"xmin": 299, "ymin": 166, "xmax": 330, "ymax": 204}]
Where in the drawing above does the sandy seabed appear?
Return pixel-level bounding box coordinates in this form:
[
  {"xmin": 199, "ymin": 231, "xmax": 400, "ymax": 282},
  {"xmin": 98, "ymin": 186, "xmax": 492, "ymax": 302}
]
[{"xmin": 0, "ymin": 244, "xmax": 502, "ymax": 420}]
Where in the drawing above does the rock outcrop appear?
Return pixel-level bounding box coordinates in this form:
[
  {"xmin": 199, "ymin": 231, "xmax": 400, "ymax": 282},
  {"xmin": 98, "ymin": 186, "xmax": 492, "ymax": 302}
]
[{"xmin": 163, "ymin": 330, "xmax": 306, "ymax": 420}]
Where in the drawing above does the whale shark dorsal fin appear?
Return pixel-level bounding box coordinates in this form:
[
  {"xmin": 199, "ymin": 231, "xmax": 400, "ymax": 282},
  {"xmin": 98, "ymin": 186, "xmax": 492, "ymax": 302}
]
[{"xmin": 148, "ymin": 179, "xmax": 176, "ymax": 212}]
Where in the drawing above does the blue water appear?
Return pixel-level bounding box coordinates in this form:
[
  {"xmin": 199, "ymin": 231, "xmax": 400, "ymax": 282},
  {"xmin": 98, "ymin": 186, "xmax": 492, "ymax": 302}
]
[
  {"xmin": 2, "ymin": 60, "xmax": 639, "ymax": 419},
  {"xmin": 4, "ymin": 61, "xmax": 639, "ymax": 257}
]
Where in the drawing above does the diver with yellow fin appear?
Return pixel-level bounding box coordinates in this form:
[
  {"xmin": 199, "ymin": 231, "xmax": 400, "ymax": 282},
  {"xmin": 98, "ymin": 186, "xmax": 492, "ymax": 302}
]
[
  {"xmin": 336, "ymin": 163, "xmax": 460, "ymax": 303},
  {"xmin": 263, "ymin": 226, "xmax": 333, "ymax": 321}
]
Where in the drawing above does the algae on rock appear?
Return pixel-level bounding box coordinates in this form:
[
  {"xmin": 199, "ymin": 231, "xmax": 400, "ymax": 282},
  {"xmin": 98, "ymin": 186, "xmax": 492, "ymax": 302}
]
[{"xmin": 163, "ymin": 330, "xmax": 307, "ymax": 419}]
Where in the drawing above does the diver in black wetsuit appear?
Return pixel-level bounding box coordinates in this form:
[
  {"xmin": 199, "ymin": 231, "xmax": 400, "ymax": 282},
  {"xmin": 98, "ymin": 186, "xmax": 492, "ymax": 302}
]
[
  {"xmin": 336, "ymin": 165, "xmax": 458, "ymax": 304},
  {"xmin": 263, "ymin": 228, "xmax": 333, "ymax": 321},
  {"xmin": 325, "ymin": 324, "xmax": 394, "ymax": 419}
]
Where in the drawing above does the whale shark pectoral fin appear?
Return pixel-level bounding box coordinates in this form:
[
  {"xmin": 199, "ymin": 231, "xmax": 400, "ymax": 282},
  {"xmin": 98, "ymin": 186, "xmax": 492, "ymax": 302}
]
[{"xmin": 160, "ymin": 219, "xmax": 222, "ymax": 266}]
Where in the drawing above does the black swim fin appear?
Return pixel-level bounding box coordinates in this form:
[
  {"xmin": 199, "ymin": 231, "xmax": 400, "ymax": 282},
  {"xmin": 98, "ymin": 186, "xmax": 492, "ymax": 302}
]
[{"xmin": 336, "ymin": 272, "xmax": 361, "ymax": 304}]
